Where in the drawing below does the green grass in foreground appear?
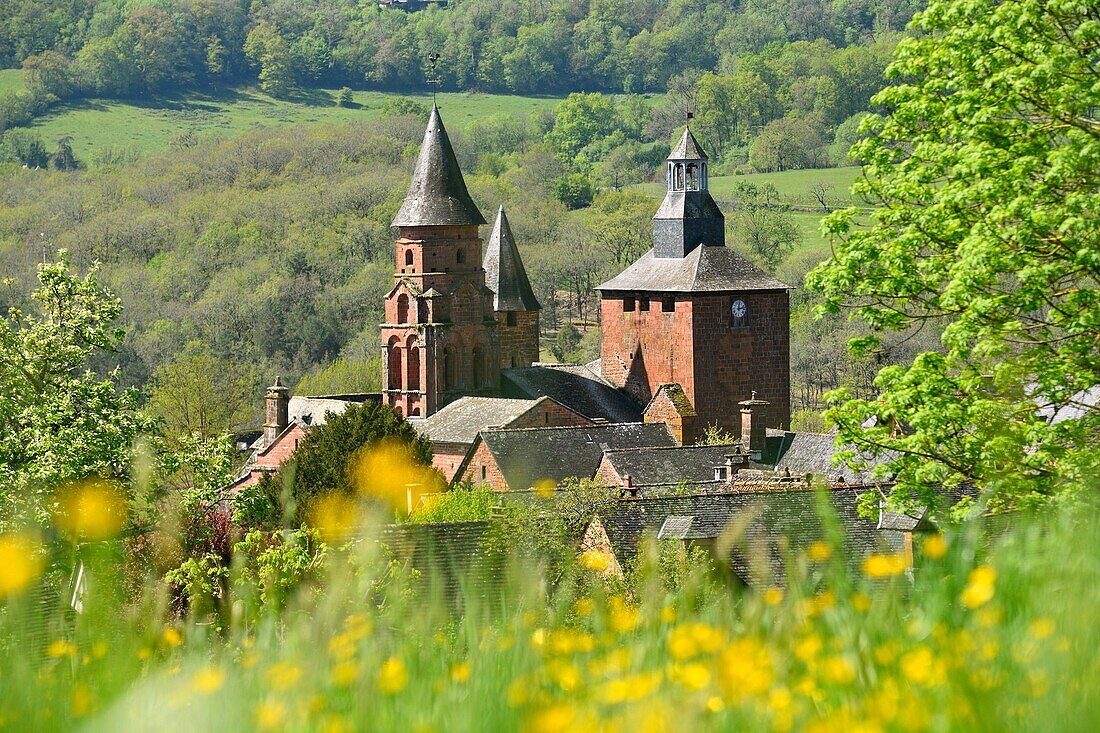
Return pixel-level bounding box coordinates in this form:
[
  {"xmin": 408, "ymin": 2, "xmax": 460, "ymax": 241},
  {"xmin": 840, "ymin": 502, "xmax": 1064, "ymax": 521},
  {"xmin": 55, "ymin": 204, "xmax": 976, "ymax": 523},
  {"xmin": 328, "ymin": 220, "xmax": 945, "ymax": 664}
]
[
  {"xmin": 10, "ymin": 86, "xmax": 564, "ymax": 163},
  {"xmin": 0, "ymin": 484, "xmax": 1096, "ymax": 732}
]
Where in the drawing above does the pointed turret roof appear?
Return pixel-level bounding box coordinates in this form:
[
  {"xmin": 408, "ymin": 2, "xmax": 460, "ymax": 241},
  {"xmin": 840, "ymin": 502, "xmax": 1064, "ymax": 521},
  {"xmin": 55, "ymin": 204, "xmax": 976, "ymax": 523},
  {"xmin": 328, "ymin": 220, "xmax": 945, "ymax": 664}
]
[
  {"xmin": 484, "ymin": 206, "xmax": 540, "ymax": 312},
  {"xmin": 668, "ymin": 127, "xmax": 708, "ymax": 161},
  {"xmin": 391, "ymin": 105, "xmax": 486, "ymax": 227}
]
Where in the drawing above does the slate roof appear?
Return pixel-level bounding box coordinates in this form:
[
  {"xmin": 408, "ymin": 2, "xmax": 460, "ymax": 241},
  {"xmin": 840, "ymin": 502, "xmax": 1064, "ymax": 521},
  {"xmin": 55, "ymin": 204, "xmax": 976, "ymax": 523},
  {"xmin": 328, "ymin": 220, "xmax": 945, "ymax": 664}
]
[
  {"xmin": 287, "ymin": 394, "xmax": 374, "ymax": 427},
  {"xmin": 602, "ymin": 444, "xmax": 749, "ymax": 487},
  {"xmin": 411, "ymin": 396, "xmax": 537, "ymax": 445},
  {"xmin": 502, "ymin": 363, "xmax": 643, "ymax": 423},
  {"xmin": 391, "ymin": 105, "xmax": 486, "ymax": 228},
  {"xmin": 596, "ymin": 245, "xmax": 790, "ymax": 292},
  {"xmin": 653, "ymin": 190, "xmax": 725, "ymax": 222},
  {"xmin": 376, "ymin": 521, "xmax": 496, "ymax": 604},
  {"xmin": 772, "ymin": 431, "xmax": 897, "ymax": 484},
  {"xmin": 484, "ymin": 206, "xmax": 541, "ymax": 312},
  {"xmin": 599, "ymin": 486, "xmax": 886, "ymax": 585},
  {"xmin": 669, "ymin": 127, "xmax": 708, "ymax": 160},
  {"xmin": 476, "ymin": 422, "xmax": 677, "ymax": 490}
]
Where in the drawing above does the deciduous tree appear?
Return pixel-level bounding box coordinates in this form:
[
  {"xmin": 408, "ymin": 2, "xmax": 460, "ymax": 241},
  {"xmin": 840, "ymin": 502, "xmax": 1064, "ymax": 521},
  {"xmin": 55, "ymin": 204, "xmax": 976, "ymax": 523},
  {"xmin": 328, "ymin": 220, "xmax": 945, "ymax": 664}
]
[{"xmin": 808, "ymin": 0, "xmax": 1100, "ymax": 514}]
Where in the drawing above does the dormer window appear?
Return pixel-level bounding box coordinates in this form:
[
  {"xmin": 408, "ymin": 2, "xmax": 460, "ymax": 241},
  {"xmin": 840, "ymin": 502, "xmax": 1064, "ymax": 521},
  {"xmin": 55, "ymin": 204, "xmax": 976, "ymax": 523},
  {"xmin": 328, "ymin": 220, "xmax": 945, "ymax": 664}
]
[{"xmin": 714, "ymin": 466, "xmax": 728, "ymax": 481}]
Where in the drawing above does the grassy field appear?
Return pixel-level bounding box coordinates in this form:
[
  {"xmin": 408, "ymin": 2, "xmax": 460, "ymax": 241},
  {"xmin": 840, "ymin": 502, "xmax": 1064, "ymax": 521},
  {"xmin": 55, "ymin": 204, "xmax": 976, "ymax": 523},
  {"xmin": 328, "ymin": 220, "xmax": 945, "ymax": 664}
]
[
  {"xmin": 0, "ymin": 68, "xmax": 22, "ymax": 94},
  {"xmin": 639, "ymin": 166, "xmax": 864, "ymax": 210},
  {"xmin": 4, "ymin": 82, "xmax": 564, "ymax": 163}
]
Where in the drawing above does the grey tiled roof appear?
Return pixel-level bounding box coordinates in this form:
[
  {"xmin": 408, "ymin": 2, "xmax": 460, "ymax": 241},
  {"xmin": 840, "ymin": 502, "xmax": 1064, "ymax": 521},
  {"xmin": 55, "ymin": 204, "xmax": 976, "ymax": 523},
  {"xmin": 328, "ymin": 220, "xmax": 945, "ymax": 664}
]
[
  {"xmin": 602, "ymin": 444, "xmax": 748, "ymax": 487},
  {"xmin": 502, "ymin": 363, "xmax": 643, "ymax": 423},
  {"xmin": 484, "ymin": 206, "xmax": 540, "ymax": 312},
  {"xmin": 391, "ymin": 105, "xmax": 486, "ymax": 227},
  {"xmin": 772, "ymin": 431, "xmax": 897, "ymax": 484},
  {"xmin": 599, "ymin": 487, "xmax": 886, "ymax": 585},
  {"xmin": 669, "ymin": 127, "xmax": 708, "ymax": 160},
  {"xmin": 597, "ymin": 245, "xmax": 789, "ymax": 293},
  {"xmin": 376, "ymin": 521, "xmax": 495, "ymax": 604},
  {"xmin": 411, "ymin": 396, "xmax": 537, "ymax": 444},
  {"xmin": 479, "ymin": 422, "xmax": 677, "ymax": 490}
]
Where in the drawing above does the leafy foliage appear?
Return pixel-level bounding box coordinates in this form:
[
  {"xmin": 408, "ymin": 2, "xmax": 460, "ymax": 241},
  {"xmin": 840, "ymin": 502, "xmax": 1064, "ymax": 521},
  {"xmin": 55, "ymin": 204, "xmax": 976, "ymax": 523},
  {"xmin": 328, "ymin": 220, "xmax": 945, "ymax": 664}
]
[
  {"xmin": 287, "ymin": 402, "xmax": 432, "ymax": 503},
  {"xmin": 808, "ymin": 0, "xmax": 1100, "ymax": 512},
  {"xmin": 0, "ymin": 254, "xmax": 153, "ymax": 528}
]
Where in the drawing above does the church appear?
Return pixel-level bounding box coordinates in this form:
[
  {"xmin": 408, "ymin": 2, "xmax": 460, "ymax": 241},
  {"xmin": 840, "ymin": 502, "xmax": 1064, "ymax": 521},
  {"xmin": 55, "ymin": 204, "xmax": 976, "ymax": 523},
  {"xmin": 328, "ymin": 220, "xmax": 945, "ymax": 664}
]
[
  {"xmin": 379, "ymin": 104, "xmax": 790, "ymax": 435},
  {"xmin": 237, "ymin": 105, "xmax": 799, "ymax": 491}
]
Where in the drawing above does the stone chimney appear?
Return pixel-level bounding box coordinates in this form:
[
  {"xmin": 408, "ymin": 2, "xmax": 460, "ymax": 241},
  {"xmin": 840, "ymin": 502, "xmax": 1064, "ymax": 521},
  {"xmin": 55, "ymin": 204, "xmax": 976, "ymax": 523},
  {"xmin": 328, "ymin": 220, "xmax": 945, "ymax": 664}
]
[
  {"xmin": 739, "ymin": 392, "xmax": 769, "ymax": 459},
  {"xmin": 264, "ymin": 377, "xmax": 290, "ymax": 446}
]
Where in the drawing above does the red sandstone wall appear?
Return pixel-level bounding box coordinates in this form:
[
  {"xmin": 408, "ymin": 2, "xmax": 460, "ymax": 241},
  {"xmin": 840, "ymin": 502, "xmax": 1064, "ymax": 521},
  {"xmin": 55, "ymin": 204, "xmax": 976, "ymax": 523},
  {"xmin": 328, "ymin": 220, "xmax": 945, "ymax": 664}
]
[
  {"xmin": 600, "ymin": 289, "xmax": 790, "ymax": 437},
  {"xmin": 599, "ymin": 295, "xmax": 696, "ymax": 406},
  {"xmin": 459, "ymin": 441, "xmax": 510, "ymax": 491},
  {"xmin": 495, "ymin": 310, "xmax": 540, "ymax": 370},
  {"xmin": 431, "ymin": 442, "xmax": 469, "ymax": 482},
  {"xmin": 690, "ymin": 292, "xmax": 790, "ymax": 434},
  {"xmin": 508, "ymin": 400, "xmax": 592, "ymax": 430}
]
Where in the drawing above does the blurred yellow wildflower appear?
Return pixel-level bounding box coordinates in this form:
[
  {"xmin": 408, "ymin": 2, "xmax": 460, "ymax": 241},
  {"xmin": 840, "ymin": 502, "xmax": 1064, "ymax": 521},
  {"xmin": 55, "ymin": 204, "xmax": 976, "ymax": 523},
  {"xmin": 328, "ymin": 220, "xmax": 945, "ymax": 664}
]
[
  {"xmin": 900, "ymin": 647, "xmax": 938, "ymax": 686},
  {"xmin": 808, "ymin": 541, "xmax": 832, "ymax": 561},
  {"xmin": 525, "ymin": 703, "xmax": 576, "ymax": 733},
  {"xmin": 579, "ymin": 549, "xmax": 611, "ymax": 572},
  {"xmin": 450, "ymin": 661, "xmax": 471, "ymax": 684},
  {"xmin": 823, "ymin": 655, "xmax": 857, "ymax": 685},
  {"xmin": 191, "ymin": 666, "xmax": 225, "ymax": 694},
  {"xmin": 961, "ymin": 566, "xmax": 996, "ymax": 609},
  {"xmin": 547, "ymin": 659, "xmax": 581, "ymax": 691},
  {"xmin": 763, "ymin": 588, "xmax": 784, "ymax": 606},
  {"xmin": 852, "ymin": 593, "xmax": 872, "ymax": 612},
  {"xmin": 862, "ymin": 553, "xmax": 908, "ymax": 578},
  {"xmin": 161, "ymin": 627, "xmax": 183, "ymax": 647},
  {"xmin": 307, "ymin": 492, "xmax": 360, "ymax": 544},
  {"xmin": 1028, "ymin": 617, "xmax": 1055, "ymax": 640},
  {"xmin": 378, "ymin": 657, "xmax": 408, "ymax": 695},
  {"xmin": 706, "ymin": 696, "xmax": 725, "ymax": 713},
  {"xmin": 718, "ymin": 638, "xmax": 772, "ymax": 699},
  {"xmin": 659, "ymin": 605, "xmax": 677, "ymax": 623},
  {"xmin": 256, "ymin": 699, "xmax": 287, "ymax": 730},
  {"xmin": 331, "ymin": 661, "xmax": 360, "ymax": 687},
  {"xmin": 352, "ymin": 440, "xmax": 440, "ymax": 511},
  {"xmin": 795, "ymin": 633, "xmax": 822, "ymax": 662},
  {"xmin": 598, "ymin": 672, "xmax": 662, "ymax": 704},
  {"xmin": 533, "ymin": 479, "xmax": 557, "ymax": 499},
  {"xmin": 922, "ymin": 534, "xmax": 948, "ymax": 559},
  {"xmin": 573, "ymin": 598, "xmax": 594, "ymax": 616},
  {"xmin": 52, "ymin": 479, "xmax": 127, "ymax": 541},
  {"xmin": 0, "ymin": 532, "xmax": 45, "ymax": 600},
  {"xmin": 47, "ymin": 640, "xmax": 77, "ymax": 658},
  {"xmin": 267, "ymin": 661, "xmax": 303, "ymax": 691},
  {"xmin": 71, "ymin": 683, "xmax": 92, "ymax": 718},
  {"xmin": 608, "ymin": 596, "xmax": 639, "ymax": 634},
  {"xmin": 670, "ymin": 662, "xmax": 711, "ymax": 691}
]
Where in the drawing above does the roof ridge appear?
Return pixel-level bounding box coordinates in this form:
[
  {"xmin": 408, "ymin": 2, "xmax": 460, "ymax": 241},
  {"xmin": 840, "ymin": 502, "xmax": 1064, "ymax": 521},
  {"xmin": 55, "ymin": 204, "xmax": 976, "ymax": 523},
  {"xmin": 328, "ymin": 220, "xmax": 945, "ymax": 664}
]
[
  {"xmin": 484, "ymin": 421, "xmax": 651, "ymax": 435},
  {"xmin": 602, "ymin": 442, "xmax": 743, "ymax": 455}
]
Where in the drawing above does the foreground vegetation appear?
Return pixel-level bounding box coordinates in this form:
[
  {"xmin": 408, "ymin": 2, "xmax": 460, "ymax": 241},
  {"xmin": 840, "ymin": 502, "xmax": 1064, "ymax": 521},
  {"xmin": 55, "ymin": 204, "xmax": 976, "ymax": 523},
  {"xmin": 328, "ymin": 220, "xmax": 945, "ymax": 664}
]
[{"xmin": 0, "ymin": 467, "xmax": 1096, "ymax": 732}]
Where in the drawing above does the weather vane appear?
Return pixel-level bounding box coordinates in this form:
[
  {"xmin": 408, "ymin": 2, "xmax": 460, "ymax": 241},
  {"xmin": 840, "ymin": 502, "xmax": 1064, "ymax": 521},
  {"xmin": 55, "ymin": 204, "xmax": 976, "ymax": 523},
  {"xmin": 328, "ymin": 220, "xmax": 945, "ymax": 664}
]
[{"xmin": 427, "ymin": 52, "xmax": 441, "ymax": 106}]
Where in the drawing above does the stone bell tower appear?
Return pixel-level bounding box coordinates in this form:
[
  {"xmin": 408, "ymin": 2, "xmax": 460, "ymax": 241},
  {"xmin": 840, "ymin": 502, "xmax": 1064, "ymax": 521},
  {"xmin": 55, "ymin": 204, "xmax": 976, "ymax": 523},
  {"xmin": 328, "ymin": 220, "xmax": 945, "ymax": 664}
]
[
  {"xmin": 380, "ymin": 105, "xmax": 499, "ymax": 417},
  {"xmin": 597, "ymin": 126, "xmax": 792, "ymax": 435}
]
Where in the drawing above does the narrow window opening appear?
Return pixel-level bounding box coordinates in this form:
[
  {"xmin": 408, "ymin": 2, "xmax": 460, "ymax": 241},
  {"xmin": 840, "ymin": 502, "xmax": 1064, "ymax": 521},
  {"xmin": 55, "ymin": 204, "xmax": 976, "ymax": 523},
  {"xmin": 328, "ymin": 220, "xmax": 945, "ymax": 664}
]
[
  {"xmin": 456, "ymin": 249, "xmax": 466, "ymax": 264},
  {"xmin": 662, "ymin": 298, "xmax": 675, "ymax": 313},
  {"xmin": 404, "ymin": 249, "xmax": 413, "ymax": 267},
  {"xmin": 506, "ymin": 311, "xmax": 517, "ymax": 326},
  {"xmin": 624, "ymin": 297, "xmax": 636, "ymax": 312},
  {"xmin": 639, "ymin": 297, "xmax": 650, "ymax": 312},
  {"xmin": 481, "ymin": 465, "xmax": 487, "ymax": 481}
]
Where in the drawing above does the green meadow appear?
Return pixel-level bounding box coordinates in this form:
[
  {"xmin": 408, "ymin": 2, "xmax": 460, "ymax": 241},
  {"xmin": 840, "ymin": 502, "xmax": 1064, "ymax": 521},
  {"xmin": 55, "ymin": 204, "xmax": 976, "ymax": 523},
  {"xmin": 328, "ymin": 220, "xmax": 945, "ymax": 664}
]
[{"xmin": 2, "ymin": 78, "xmax": 564, "ymax": 162}]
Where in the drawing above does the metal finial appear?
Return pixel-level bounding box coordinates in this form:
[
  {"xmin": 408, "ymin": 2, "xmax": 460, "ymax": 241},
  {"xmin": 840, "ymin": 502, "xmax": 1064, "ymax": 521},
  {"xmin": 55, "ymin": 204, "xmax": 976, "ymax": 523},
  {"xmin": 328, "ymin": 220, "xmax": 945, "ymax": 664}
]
[
  {"xmin": 427, "ymin": 52, "xmax": 441, "ymax": 106},
  {"xmin": 751, "ymin": 390, "xmax": 757, "ymax": 400}
]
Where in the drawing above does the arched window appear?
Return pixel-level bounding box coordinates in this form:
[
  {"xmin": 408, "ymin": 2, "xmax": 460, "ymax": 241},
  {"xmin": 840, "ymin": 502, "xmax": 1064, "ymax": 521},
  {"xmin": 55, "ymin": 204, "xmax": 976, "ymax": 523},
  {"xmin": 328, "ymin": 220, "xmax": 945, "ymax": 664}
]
[
  {"xmin": 456, "ymin": 249, "xmax": 465, "ymax": 264},
  {"xmin": 404, "ymin": 249, "xmax": 414, "ymax": 268},
  {"xmin": 674, "ymin": 164, "xmax": 685, "ymax": 191},
  {"xmin": 396, "ymin": 293, "xmax": 410, "ymax": 324},
  {"xmin": 387, "ymin": 337, "xmax": 402, "ymax": 390},
  {"xmin": 407, "ymin": 335, "xmax": 421, "ymax": 391},
  {"xmin": 443, "ymin": 347, "xmax": 456, "ymax": 390},
  {"xmin": 410, "ymin": 406, "xmax": 421, "ymax": 417},
  {"xmin": 686, "ymin": 163, "xmax": 698, "ymax": 190},
  {"xmin": 472, "ymin": 345, "xmax": 486, "ymax": 388}
]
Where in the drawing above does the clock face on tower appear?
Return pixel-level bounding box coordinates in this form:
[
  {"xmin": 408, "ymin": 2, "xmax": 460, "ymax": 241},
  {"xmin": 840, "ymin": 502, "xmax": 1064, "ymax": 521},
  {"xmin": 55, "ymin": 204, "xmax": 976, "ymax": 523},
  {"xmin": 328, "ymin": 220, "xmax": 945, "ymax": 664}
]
[{"xmin": 730, "ymin": 298, "xmax": 748, "ymax": 328}]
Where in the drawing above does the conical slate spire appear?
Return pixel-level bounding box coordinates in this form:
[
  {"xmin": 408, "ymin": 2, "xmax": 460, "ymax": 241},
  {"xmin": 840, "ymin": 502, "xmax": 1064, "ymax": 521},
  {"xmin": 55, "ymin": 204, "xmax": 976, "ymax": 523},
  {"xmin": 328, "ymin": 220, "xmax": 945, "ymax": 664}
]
[
  {"xmin": 668, "ymin": 127, "xmax": 708, "ymax": 161},
  {"xmin": 391, "ymin": 105, "xmax": 486, "ymax": 227},
  {"xmin": 484, "ymin": 206, "xmax": 540, "ymax": 312}
]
